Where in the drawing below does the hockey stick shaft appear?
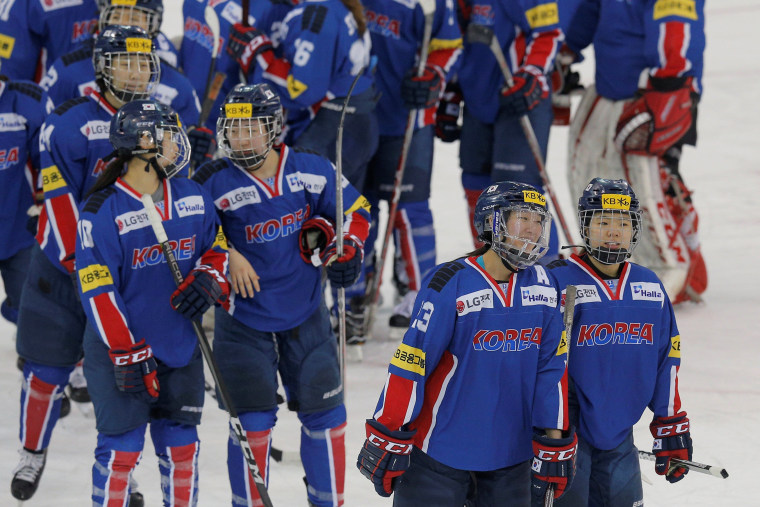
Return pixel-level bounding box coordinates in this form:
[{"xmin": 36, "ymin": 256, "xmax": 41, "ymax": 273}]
[
  {"xmin": 466, "ymin": 23, "xmax": 575, "ymax": 248},
  {"xmin": 364, "ymin": 0, "xmax": 437, "ymax": 336},
  {"xmin": 140, "ymin": 195, "xmax": 274, "ymax": 507},
  {"xmin": 637, "ymin": 451, "xmax": 729, "ymax": 479}
]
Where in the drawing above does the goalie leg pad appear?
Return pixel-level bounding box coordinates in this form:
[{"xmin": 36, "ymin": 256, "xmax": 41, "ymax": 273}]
[
  {"xmin": 19, "ymin": 362, "xmax": 72, "ymax": 451},
  {"xmin": 299, "ymin": 406, "xmax": 347, "ymax": 507},
  {"xmin": 150, "ymin": 420, "xmax": 200, "ymax": 507}
]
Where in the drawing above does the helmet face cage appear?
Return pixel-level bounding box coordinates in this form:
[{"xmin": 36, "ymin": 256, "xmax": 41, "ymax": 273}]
[
  {"xmin": 94, "ymin": 26, "xmax": 160, "ymax": 103},
  {"xmin": 489, "ymin": 204, "xmax": 552, "ymax": 269},
  {"xmin": 216, "ymin": 115, "xmax": 279, "ymax": 169},
  {"xmin": 153, "ymin": 122, "xmax": 190, "ymax": 179},
  {"xmin": 99, "ymin": 2, "xmax": 163, "ymax": 38}
]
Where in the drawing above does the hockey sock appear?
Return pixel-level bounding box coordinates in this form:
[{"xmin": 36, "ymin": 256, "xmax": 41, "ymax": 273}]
[
  {"xmin": 392, "ymin": 201, "xmax": 436, "ymax": 293},
  {"xmin": 150, "ymin": 420, "xmax": 200, "ymax": 507},
  {"xmin": 19, "ymin": 362, "xmax": 72, "ymax": 451},
  {"xmin": 228, "ymin": 410, "xmax": 275, "ymax": 507},
  {"xmin": 93, "ymin": 426, "xmax": 145, "ymax": 507},
  {"xmin": 299, "ymin": 405, "xmax": 346, "ymax": 507},
  {"xmin": 462, "ymin": 173, "xmax": 491, "ymax": 248}
]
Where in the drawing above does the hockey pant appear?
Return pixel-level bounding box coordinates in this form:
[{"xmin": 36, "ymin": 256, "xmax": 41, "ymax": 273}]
[
  {"xmin": 93, "ymin": 420, "xmax": 200, "ymax": 507},
  {"xmin": 568, "ymin": 85, "xmax": 706, "ymax": 302},
  {"xmin": 228, "ymin": 406, "xmax": 346, "ymax": 507},
  {"xmin": 18, "ymin": 361, "xmax": 72, "ymax": 451}
]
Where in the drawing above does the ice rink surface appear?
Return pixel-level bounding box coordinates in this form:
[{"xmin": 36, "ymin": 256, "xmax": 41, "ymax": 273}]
[{"xmin": 0, "ymin": 0, "xmax": 757, "ymax": 504}]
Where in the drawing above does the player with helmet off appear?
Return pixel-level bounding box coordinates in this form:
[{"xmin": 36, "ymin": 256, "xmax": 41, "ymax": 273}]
[
  {"xmin": 547, "ymin": 178, "xmax": 693, "ymax": 506},
  {"xmin": 193, "ymin": 83, "xmax": 370, "ymax": 507},
  {"xmin": 357, "ymin": 182, "xmax": 576, "ymax": 506}
]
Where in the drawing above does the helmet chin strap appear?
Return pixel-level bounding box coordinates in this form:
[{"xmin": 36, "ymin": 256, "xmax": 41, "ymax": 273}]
[{"xmin": 135, "ymin": 150, "xmax": 165, "ymax": 179}]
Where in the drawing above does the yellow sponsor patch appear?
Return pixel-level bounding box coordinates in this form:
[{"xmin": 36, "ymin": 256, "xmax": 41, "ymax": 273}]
[
  {"xmin": 225, "ymin": 103, "xmax": 252, "ymax": 118},
  {"xmin": 669, "ymin": 335, "xmax": 681, "ymax": 358},
  {"xmin": 522, "ymin": 190, "xmax": 547, "ymax": 207},
  {"xmin": 525, "ymin": 3, "xmax": 560, "ymax": 29},
  {"xmin": 212, "ymin": 226, "xmax": 229, "ymax": 250},
  {"xmin": 653, "ymin": 0, "xmax": 698, "ymax": 21},
  {"xmin": 79, "ymin": 264, "xmax": 114, "ymax": 293},
  {"xmin": 286, "ymin": 75, "xmax": 307, "ymax": 99},
  {"xmin": 125, "ymin": 37, "xmax": 152, "ymax": 52},
  {"xmin": 344, "ymin": 195, "xmax": 371, "ymax": 216},
  {"xmin": 42, "ymin": 166, "xmax": 67, "ymax": 192},
  {"xmin": 391, "ymin": 343, "xmax": 426, "ymax": 376},
  {"xmin": 601, "ymin": 194, "xmax": 631, "ymax": 210},
  {"xmin": 429, "ymin": 37, "xmax": 463, "ymax": 52},
  {"xmin": 0, "ymin": 33, "xmax": 15, "ymax": 59},
  {"xmin": 557, "ymin": 331, "xmax": 569, "ymax": 356},
  {"xmin": 112, "ymin": 0, "xmax": 138, "ymax": 5}
]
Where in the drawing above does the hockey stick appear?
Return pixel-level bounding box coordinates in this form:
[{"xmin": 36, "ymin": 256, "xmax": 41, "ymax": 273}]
[
  {"xmin": 466, "ymin": 23, "xmax": 575, "ymax": 250},
  {"xmin": 637, "ymin": 450, "xmax": 729, "ymax": 479},
  {"xmin": 140, "ymin": 195, "xmax": 274, "ymax": 507},
  {"xmin": 334, "ymin": 69, "xmax": 364, "ymax": 382},
  {"xmin": 363, "ymin": 0, "xmax": 437, "ymax": 338}
]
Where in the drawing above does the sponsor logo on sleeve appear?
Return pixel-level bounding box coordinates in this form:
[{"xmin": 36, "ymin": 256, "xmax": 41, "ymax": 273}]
[
  {"xmin": 79, "ymin": 264, "xmax": 113, "ymax": 292},
  {"xmin": 215, "ymin": 186, "xmax": 261, "ymax": 211},
  {"xmin": 669, "ymin": 335, "xmax": 681, "ymax": 358},
  {"xmin": 0, "ymin": 33, "xmax": 14, "ymax": 58},
  {"xmin": 345, "ymin": 195, "xmax": 371, "ymax": 215},
  {"xmin": 456, "ymin": 289, "xmax": 493, "ymax": 316},
  {"xmin": 653, "ymin": 0, "xmax": 698, "ymax": 21},
  {"xmin": 294, "ymin": 172, "xmax": 327, "ymax": 194},
  {"xmin": 556, "ymin": 331, "xmax": 568, "ymax": 356},
  {"xmin": 631, "ymin": 282, "xmax": 665, "ymax": 302},
  {"xmin": 40, "ymin": 0, "xmax": 84, "ymax": 12},
  {"xmin": 286, "ymin": 173, "xmax": 305, "ymax": 192},
  {"xmin": 286, "ymin": 75, "xmax": 308, "ymax": 99},
  {"xmin": 390, "ymin": 343, "xmax": 426, "ymax": 376},
  {"xmin": 174, "ymin": 195, "xmax": 205, "ymax": 217},
  {"xmin": 212, "ymin": 226, "xmax": 228, "ymax": 250},
  {"xmin": 42, "ymin": 165, "xmax": 67, "ymax": 192},
  {"xmin": 115, "ymin": 210, "xmax": 150, "ymax": 235},
  {"xmin": 80, "ymin": 120, "xmax": 111, "ymax": 140},
  {"xmin": 525, "ymin": 2, "xmax": 559, "ymax": 29},
  {"xmin": 521, "ymin": 285, "xmax": 557, "ymax": 307}
]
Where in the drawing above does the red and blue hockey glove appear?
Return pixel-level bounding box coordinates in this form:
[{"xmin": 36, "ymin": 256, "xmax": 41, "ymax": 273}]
[
  {"xmin": 650, "ymin": 412, "xmax": 692, "ymax": 483},
  {"xmin": 499, "ymin": 65, "xmax": 549, "ymax": 117},
  {"xmin": 187, "ymin": 126, "xmax": 216, "ymax": 169},
  {"xmin": 615, "ymin": 76, "xmax": 694, "ymax": 157},
  {"xmin": 227, "ymin": 23, "xmax": 273, "ymax": 75},
  {"xmin": 531, "ymin": 429, "xmax": 578, "ymax": 500},
  {"xmin": 109, "ymin": 339, "xmax": 159, "ymax": 402},
  {"xmin": 357, "ymin": 419, "xmax": 415, "ymax": 497},
  {"xmin": 400, "ymin": 64, "xmax": 444, "ymax": 110},
  {"xmin": 324, "ymin": 237, "xmax": 363, "ymax": 288},
  {"xmin": 170, "ymin": 268, "xmax": 229, "ymax": 321},
  {"xmin": 298, "ymin": 217, "xmax": 336, "ymax": 266},
  {"xmin": 435, "ymin": 81, "xmax": 463, "ymax": 142}
]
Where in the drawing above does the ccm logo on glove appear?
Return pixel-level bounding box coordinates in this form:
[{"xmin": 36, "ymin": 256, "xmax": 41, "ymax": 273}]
[
  {"xmin": 112, "ymin": 348, "xmax": 153, "ymax": 366},
  {"xmin": 367, "ymin": 432, "xmax": 414, "ymax": 455}
]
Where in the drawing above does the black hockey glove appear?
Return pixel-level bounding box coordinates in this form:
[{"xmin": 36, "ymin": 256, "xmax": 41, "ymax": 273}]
[
  {"xmin": 435, "ymin": 81, "xmax": 463, "ymax": 142},
  {"xmin": 357, "ymin": 419, "xmax": 415, "ymax": 497},
  {"xmin": 531, "ymin": 428, "xmax": 577, "ymax": 500},
  {"xmin": 108, "ymin": 339, "xmax": 159, "ymax": 402},
  {"xmin": 298, "ymin": 217, "xmax": 336, "ymax": 266},
  {"xmin": 324, "ymin": 237, "xmax": 363, "ymax": 288},
  {"xmin": 170, "ymin": 268, "xmax": 229, "ymax": 321},
  {"xmin": 499, "ymin": 65, "xmax": 549, "ymax": 117},
  {"xmin": 400, "ymin": 64, "xmax": 444, "ymax": 110},
  {"xmin": 187, "ymin": 126, "xmax": 216, "ymax": 169},
  {"xmin": 551, "ymin": 45, "xmax": 583, "ymax": 126},
  {"xmin": 650, "ymin": 412, "xmax": 692, "ymax": 483},
  {"xmin": 227, "ymin": 23, "xmax": 273, "ymax": 76}
]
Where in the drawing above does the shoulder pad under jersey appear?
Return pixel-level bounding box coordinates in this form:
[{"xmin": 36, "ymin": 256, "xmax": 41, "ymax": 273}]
[
  {"xmin": 82, "ymin": 186, "xmax": 117, "ymax": 214},
  {"xmin": 192, "ymin": 159, "xmax": 228, "ymax": 185},
  {"xmin": 427, "ymin": 261, "xmax": 465, "ymax": 293}
]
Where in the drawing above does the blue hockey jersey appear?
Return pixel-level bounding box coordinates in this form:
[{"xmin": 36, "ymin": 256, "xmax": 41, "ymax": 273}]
[
  {"xmin": 373, "ymin": 257, "xmax": 568, "ymax": 471},
  {"xmin": 363, "ymin": 0, "xmax": 462, "ymax": 136},
  {"xmin": 564, "ymin": 0, "xmax": 705, "ymax": 100},
  {"xmin": 76, "ymin": 177, "xmax": 228, "ymax": 367},
  {"xmin": 0, "ymin": 79, "xmax": 53, "ymax": 260},
  {"xmin": 40, "ymin": 37, "xmax": 201, "ymax": 126},
  {"xmin": 193, "ymin": 145, "xmax": 370, "ymax": 332},
  {"xmin": 548, "ymin": 254, "xmax": 684, "ymax": 450}
]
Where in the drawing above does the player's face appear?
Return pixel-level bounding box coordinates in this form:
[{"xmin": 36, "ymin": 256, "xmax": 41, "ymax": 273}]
[
  {"xmin": 503, "ymin": 209, "xmax": 546, "ymax": 252},
  {"xmin": 110, "ymin": 53, "xmax": 152, "ymax": 93},
  {"xmin": 106, "ymin": 7, "xmax": 152, "ymax": 33},
  {"xmin": 586, "ymin": 210, "xmax": 634, "ymax": 253},
  {"xmin": 227, "ymin": 118, "xmax": 269, "ymax": 155},
  {"xmin": 157, "ymin": 128, "xmax": 179, "ymax": 168}
]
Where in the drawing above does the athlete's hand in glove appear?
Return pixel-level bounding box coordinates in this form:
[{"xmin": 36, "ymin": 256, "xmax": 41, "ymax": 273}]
[
  {"xmin": 109, "ymin": 339, "xmax": 159, "ymax": 402},
  {"xmin": 187, "ymin": 126, "xmax": 216, "ymax": 169},
  {"xmin": 650, "ymin": 412, "xmax": 692, "ymax": 483},
  {"xmin": 357, "ymin": 419, "xmax": 415, "ymax": 497},
  {"xmin": 615, "ymin": 76, "xmax": 694, "ymax": 157},
  {"xmin": 435, "ymin": 81, "xmax": 463, "ymax": 142},
  {"xmin": 531, "ymin": 429, "xmax": 578, "ymax": 500},
  {"xmin": 170, "ymin": 268, "xmax": 229, "ymax": 320},
  {"xmin": 551, "ymin": 45, "xmax": 583, "ymax": 125},
  {"xmin": 401, "ymin": 64, "xmax": 444, "ymax": 110},
  {"xmin": 499, "ymin": 65, "xmax": 549, "ymax": 117},
  {"xmin": 299, "ymin": 217, "xmax": 336, "ymax": 266},
  {"xmin": 227, "ymin": 23, "xmax": 273, "ymax": 75},
  {"xmin": 324, "ymin": 237, "xmax": 363, "ymax": 288}
]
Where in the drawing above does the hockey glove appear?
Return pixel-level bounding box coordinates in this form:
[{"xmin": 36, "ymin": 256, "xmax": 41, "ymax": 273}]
[
  {"xmin": 650, "ymin": 412, "xmax": 692, "ymax": 483},
  {"xmin": 298, "ymin": 217, "xmax": 336, "ymax": 266},
  {"xmin": 499, "ymin": 65, "xmax": 549, "ymax": 117},
  {"xmin": 551, "ymin": 45, "xmax": 583, "ymax": 126},
  {"xmin": 357, "ymin": 419, "xmax": 415, "ymax": 497},
  {"xmin": 170, "ymin": 268, "xmax": 229, "ymax": 321},
  {"xmin": 324, "ymin": 237, "xmax": 363, "ymax": 288},
  {"xmin": 187, "ymin": 126, "xmax": 216, "ymax": 169},
  {"xmin": 227, "ymin": 23, "xmax": 273, "ymax": 75},
  {"xmin": 400, "ymin": 64, "xmax": 444, "ymax": 110},
  {"xmin": 614, "ymin": 76, "xmax": 694, "ymax": 157},
  {"xmin": 435, "ymin": 81, "xmax": 463, "ymax": 142},
  {"xmin": 109, "ymin": 339, "xmax": 159, "ymax": 402},
  {"xmin": 531, "ymin": 429, "xmax": 578, "ymax": 500}
]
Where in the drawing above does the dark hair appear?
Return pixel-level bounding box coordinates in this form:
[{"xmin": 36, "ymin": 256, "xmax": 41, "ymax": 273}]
[
  {"xmin": 465, "ymin": 244, "xmax": 490, "ymax": 258},
  {"xmin": 341, "ymin": 0, "xmax": 366, "ymax": 36},
  {"xmin": 85, "ymin": 154, "xmax": 128, "ymax": 198}
]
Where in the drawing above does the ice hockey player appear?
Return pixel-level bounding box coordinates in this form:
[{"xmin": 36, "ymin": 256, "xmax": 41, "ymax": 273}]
[
  {"xmin": 561, "ymin": 0, "xmax": 707, "ymax": 303},
  {"xmin": 357, "ymin": 182, "xmax": 576, "ymax": 506},
  {"xmin": 76, "ymin": 99, "xmax": 229, "ymax": 506},
  {"xmin": 193, "ymin": 83, "xmax": 370, "ymax": 507},
  {"xmin": 548, "ymin": 178, "xmax": 693, "ymax": 506},
  {"xmin": 11, "ymin": 24, "xmax": 160, "ymax": 502}
]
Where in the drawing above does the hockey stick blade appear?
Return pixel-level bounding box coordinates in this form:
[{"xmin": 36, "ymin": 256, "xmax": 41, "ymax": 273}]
[
  {"xmin": 466, "ymin": 23, "xmax": 495, "ymax": 45},
  {"xmin": 638, "ymin": 451, "xmax": 729, "ymax": 479}
]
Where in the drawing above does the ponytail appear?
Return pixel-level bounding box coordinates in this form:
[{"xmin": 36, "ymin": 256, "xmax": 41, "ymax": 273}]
[
  {"xmin": 464, "ymin": 244, "xmax": 490, "ymax": 258},
  {"xmin": 341, "ymin": 0, "xmax": 367, "ymax": 36},
  {"xmin": 85, "ymin": 154, "xmax": 129, "ymax": 199}
]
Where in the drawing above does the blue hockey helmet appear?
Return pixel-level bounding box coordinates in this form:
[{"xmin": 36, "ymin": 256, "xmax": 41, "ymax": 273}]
[
  {"xmin": 473, "ymin": 181, "xmax": 552, "ymax": 269},
  {"xmin": 216, "ymin": 83, "xmax": 283, "ymax": 169},
  {"xmin": 110, "ymin": 99, "xmax": 190, "ymax": 179},
  {"xmin": 578, "ymin": 178, "xmax": 642, "ymax": 264},
  {"xmin": 99, "ymin": 0, "xmax": 164, "ymax": 37},
  {"xmin": 93, "ymin": 25, "xmax": 160, "ymax": 103}
]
